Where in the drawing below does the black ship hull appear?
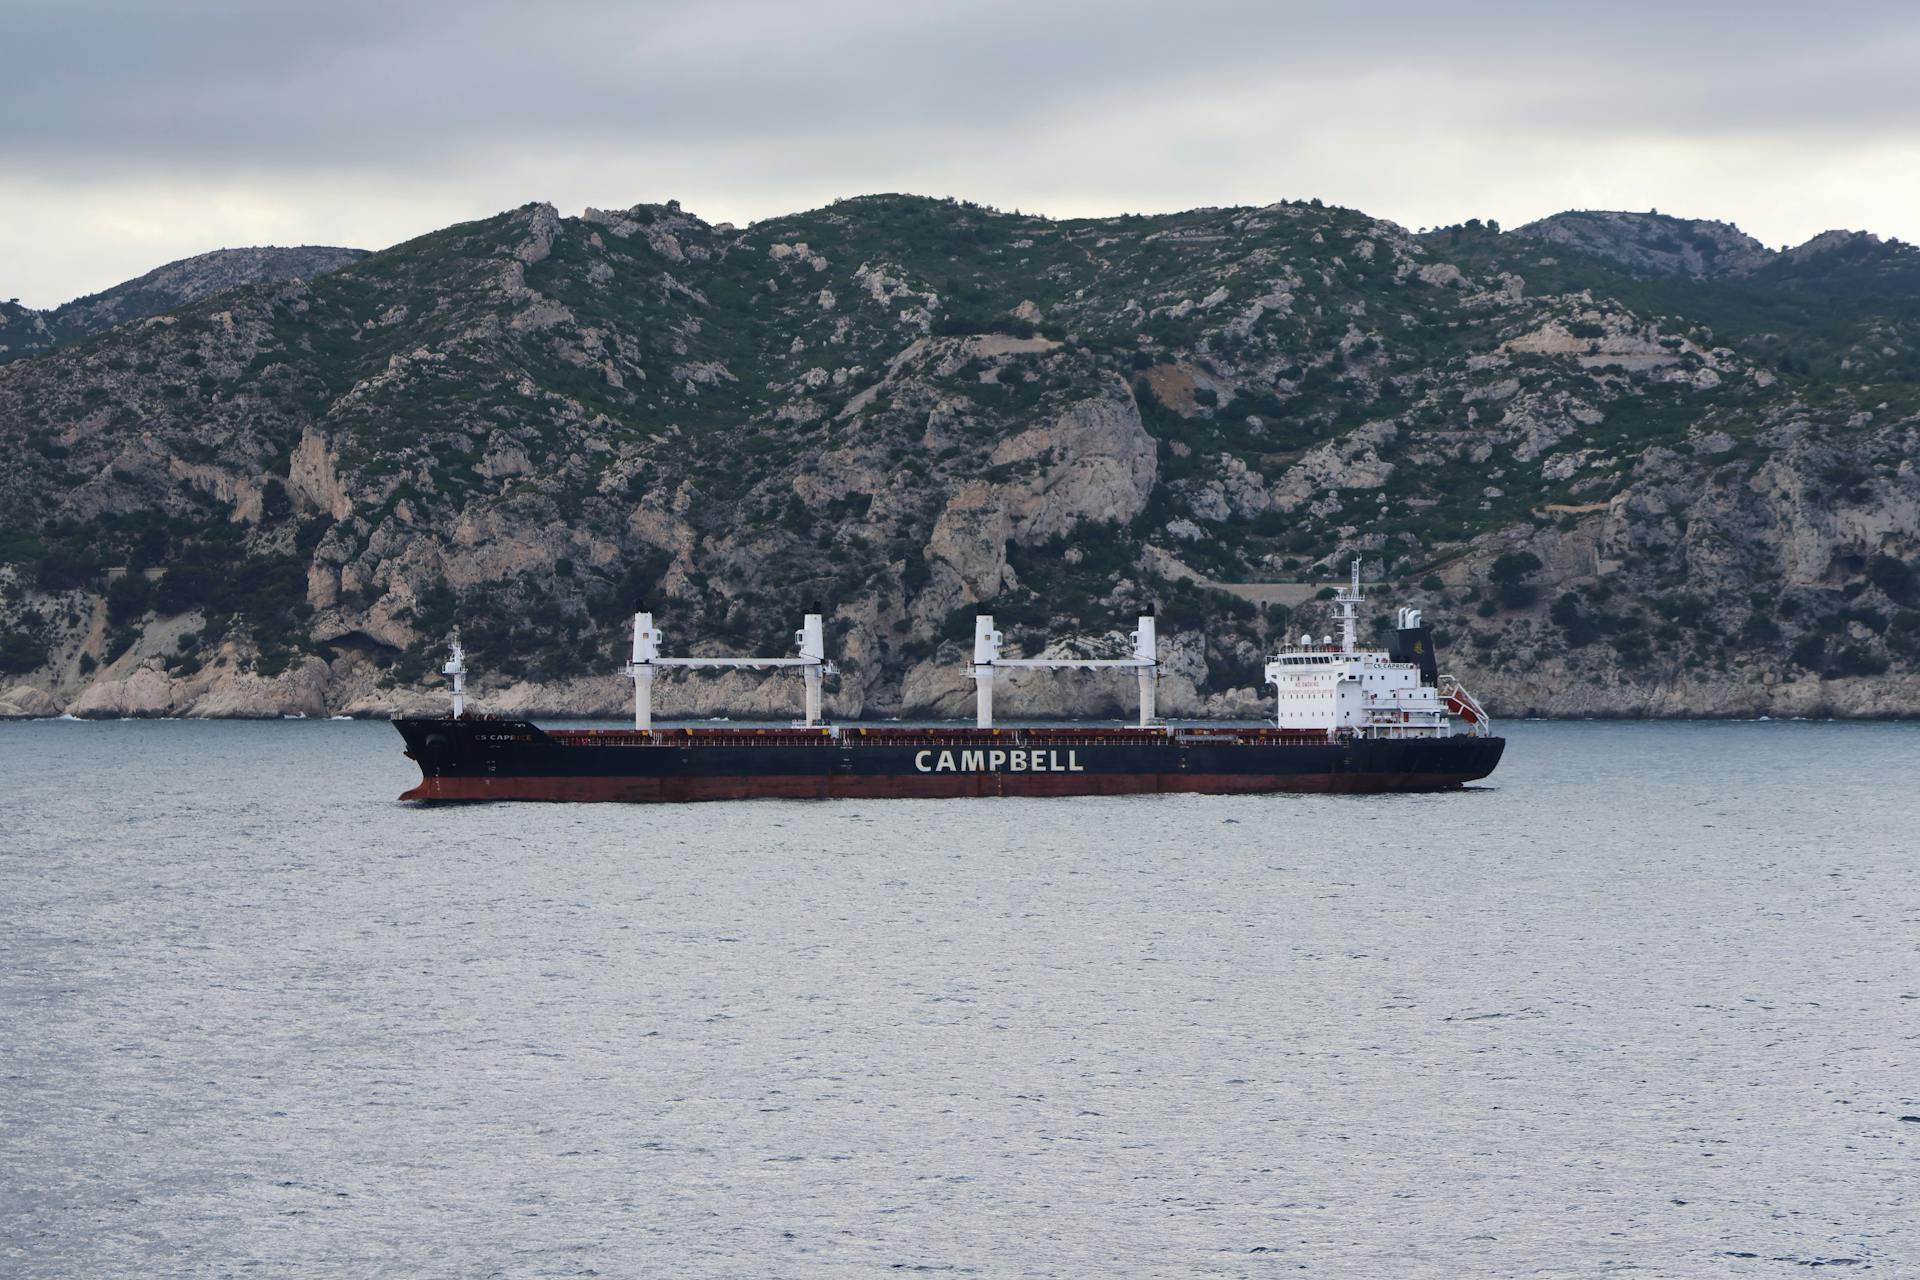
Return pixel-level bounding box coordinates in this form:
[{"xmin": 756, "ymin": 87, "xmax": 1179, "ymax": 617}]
[{"xmin": 394, "ymin": 719, "xmax": 1505, "ymax": 803}]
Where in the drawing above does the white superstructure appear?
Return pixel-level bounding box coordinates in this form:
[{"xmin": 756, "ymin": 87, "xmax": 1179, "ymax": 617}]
[{"xmin": 1264, "ymin": 562, "xmax": 1491, "ymax": 739}]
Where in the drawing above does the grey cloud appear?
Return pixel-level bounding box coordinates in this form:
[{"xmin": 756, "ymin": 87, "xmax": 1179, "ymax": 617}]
[
  {"xmin": 4, "ymin": 0, "xmax": 1917, "ymax": 173},
  {"xmin": 5, "ymin": 0, "xmax": 1919, "ymax": 305}
]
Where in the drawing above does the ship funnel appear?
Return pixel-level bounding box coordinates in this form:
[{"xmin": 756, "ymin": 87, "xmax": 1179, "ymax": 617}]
[{"xmin": 1389, "ymin": 608, "xmax": 1438, "ymax": 686}]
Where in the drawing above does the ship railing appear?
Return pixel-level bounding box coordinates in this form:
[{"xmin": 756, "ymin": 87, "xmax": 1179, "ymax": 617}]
[
  {"xmin": 545, "ymin": 727, "xmax": 1178, "ymax": 749},
  {"xmin": 1177, "ymin": 726, "xmax": 1332, "ymax": 745},
  {"xmin": 547, "ymin": 727, "xmax": 836, "ymax": 748},
  {"xmin": 541, "ymin": 725, "xmax": 1337, "ymax": 749},
  {"xmin": 1356, "ymin": 709, "xmax": 1448, "ymax": 738}
]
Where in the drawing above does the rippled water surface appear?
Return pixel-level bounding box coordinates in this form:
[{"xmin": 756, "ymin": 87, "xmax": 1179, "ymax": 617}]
[{"xmin": 2, "ymin": 719, "xmax": 1917, "ymax": 1277}]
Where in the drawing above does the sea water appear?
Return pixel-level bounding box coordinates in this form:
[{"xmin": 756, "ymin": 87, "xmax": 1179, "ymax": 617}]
[{"xmin": 1, "ymin": 719, "xmax": 1915, "ymax": 1277}]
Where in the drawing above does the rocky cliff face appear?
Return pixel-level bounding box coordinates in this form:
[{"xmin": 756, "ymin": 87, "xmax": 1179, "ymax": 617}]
[
  {"xmin": 1, "ymin": 197, "xmax": 1916, "ymax": 720},
  {"xmin": 0, "ymin": 245, "xmax": 366, "ymax": 364}
]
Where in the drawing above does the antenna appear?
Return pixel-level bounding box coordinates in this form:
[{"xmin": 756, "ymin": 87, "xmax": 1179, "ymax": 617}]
[{"xmin": 1334, "ymin": 558, "xmax": 1365, "ymax": 654}]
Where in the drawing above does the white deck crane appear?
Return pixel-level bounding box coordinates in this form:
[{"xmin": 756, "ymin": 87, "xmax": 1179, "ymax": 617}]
[
  {"xmin": 968, "ymin": 612, "xmax": 1160, "ymax": 729},
  {"xmin": 624, "ymin": 609, "xmax": 837, "ymax": 731}
]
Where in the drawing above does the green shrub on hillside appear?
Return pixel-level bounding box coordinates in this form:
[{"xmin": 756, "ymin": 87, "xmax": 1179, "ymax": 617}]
[{"xmin": 0, "ymin": 629, "xmax": 47, "ymax": 673}]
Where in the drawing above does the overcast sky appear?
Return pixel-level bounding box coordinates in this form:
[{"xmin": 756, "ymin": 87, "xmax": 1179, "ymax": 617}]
[{"xmin": 4, "ymin": 0, "xmax": 1917, "ymax": 307}]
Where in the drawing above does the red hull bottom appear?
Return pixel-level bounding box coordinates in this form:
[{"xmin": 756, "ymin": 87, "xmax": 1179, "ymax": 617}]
[{"xmin": 400, "ymin": 772, "xmax": 1485, "ymax": 803}]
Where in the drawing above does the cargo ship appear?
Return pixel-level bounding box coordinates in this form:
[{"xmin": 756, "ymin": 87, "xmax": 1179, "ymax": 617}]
[
  {"xmin": 393, "ymin": 568, "xmax": 1497, "ymax": 805},
  {"xmin": 395, "ymin": 565, "xmax": 1501, "ymax": 802}
]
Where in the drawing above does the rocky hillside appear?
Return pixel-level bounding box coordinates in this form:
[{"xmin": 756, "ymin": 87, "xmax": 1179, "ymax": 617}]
[
  {"xmin": 1512, "ymin": 211, "xmax": 1776, "ymax": 278},
  {"xmin": 0, "ymin": 245, "xmax": 366, "ymax": 364},
  {"xmin": 1, "ymin": 197, "xmax": 1916, "ymax": 720},
  {"xmin": 0, "ymin": 300, "xmax": 56, "ymax": 364}
]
